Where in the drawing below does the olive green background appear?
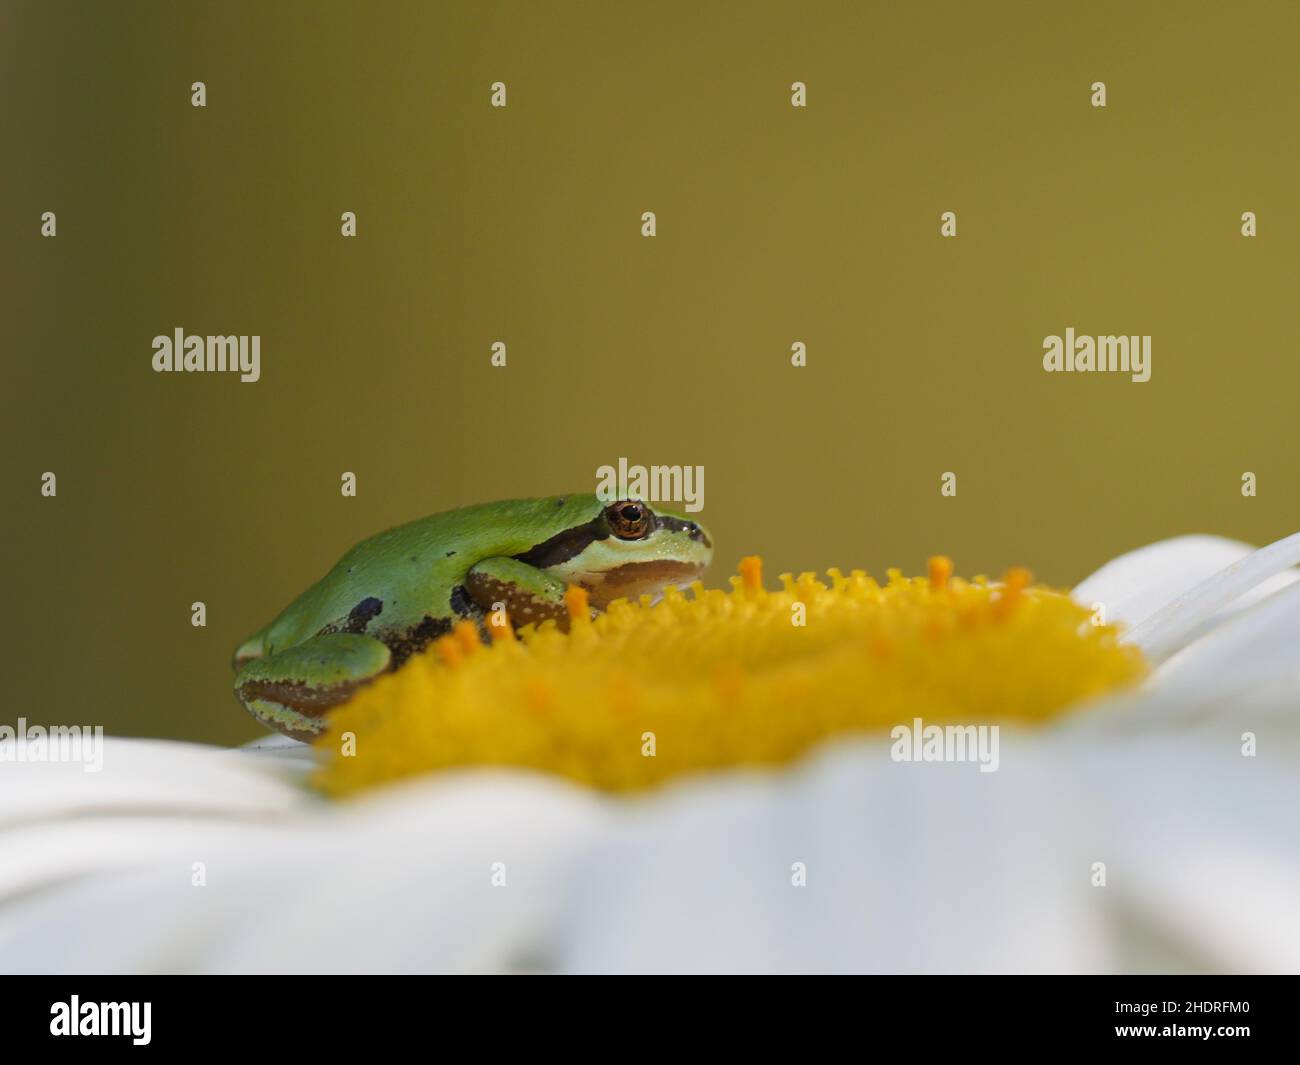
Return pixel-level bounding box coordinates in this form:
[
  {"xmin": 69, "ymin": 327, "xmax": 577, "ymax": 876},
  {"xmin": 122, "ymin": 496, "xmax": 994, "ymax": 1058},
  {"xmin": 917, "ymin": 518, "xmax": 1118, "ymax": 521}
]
[{"xmin": 3, "ymin": 1, "xmax": 1296, "ymax": 744}]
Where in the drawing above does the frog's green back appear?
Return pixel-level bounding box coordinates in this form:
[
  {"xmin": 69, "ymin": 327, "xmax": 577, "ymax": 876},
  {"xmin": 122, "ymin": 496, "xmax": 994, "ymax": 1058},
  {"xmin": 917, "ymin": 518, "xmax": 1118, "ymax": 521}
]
[{"xmin": 243, "ymin": 494, "xmax": 606, "ymax": 656}]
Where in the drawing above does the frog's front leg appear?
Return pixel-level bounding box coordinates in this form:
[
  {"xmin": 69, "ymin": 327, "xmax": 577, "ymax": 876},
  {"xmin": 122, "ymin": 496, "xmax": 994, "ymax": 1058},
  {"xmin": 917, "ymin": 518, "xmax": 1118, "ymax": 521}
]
[
  {"xmin": 465, "ymin": 557, "xmax": 583, "ymax": 630},
  {"xmin": 234, "ymin": 632, "xmax": 392, "ymax": 741}
]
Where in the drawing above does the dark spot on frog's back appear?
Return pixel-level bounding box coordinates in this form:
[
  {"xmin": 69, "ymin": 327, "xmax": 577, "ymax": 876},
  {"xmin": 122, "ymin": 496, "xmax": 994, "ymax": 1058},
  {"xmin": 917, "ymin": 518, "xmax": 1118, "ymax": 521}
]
[{"xmin": 341, "ymin": 596, "xmax": 384, "ymax": 634}]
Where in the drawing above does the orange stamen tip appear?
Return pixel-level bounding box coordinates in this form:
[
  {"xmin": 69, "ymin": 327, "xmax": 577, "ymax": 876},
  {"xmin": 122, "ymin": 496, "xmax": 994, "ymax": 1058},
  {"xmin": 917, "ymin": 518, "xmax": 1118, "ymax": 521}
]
[
  {"xmin": 453, "ymin": 619, "xmax": 482, "ymax": 653},
  {"xmin": 1005, "ymin": 566, "xmax": 1033, "ymax": 591},
  {"xmin": 486, "ymin": 611, "xmax": 515, "ymax": 643},
  {"xmin": 739, "ymin": 555, "xmax": 764, "ymax": 592},
  {"xmin": 564, "ymin": 584, "xmax": 590, "ymax": 623},
  {"xmin": 436, "ymin": 635, "xmax": 463, "ymax": 667},
  {"xmin": 994, "ymin": 567, "xmax": 1033, "ymax": 618},
  {"xmin": 928, "ymin": 555, "xmax": 953, "ymax": 591}
]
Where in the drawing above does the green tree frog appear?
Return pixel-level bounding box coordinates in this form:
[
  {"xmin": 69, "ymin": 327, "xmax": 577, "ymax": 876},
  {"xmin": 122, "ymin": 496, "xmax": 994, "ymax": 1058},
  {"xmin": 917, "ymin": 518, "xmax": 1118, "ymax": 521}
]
[{"xmin": 233, "ymin": 495, "xmax": 712, "ymax": 740}]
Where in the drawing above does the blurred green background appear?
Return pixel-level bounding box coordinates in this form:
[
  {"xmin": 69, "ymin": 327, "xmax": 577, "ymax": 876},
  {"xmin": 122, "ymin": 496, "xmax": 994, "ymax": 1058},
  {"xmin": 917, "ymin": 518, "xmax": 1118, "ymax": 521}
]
[{"xmin": 3, "ymin": 1, "xmax": 1296, "ymax": 744}]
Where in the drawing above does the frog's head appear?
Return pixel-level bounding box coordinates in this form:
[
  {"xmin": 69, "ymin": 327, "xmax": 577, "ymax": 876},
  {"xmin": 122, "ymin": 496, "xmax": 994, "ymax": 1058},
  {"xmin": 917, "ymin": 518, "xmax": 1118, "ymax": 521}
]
[{"xmin": 522, "ymin": 498, "xmax": 713, "ymax": 608}]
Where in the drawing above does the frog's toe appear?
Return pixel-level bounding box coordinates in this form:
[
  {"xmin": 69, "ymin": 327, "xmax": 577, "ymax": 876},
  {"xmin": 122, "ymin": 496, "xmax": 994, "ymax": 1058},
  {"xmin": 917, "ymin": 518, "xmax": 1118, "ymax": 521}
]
[
  {"xmin": 234, "ymin": 633, "xmax": 392, "ymax": 739},
  {"xmin": 237, "ymin": 695, "xmax": 335, "ymax": 742}
]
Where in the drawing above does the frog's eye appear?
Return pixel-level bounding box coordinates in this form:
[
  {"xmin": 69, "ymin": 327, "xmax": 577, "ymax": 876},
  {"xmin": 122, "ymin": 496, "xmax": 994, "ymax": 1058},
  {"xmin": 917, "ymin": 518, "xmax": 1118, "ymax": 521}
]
[{"xmin": 605, "ymin": 500, "xmax": 653, "ymax": 540}]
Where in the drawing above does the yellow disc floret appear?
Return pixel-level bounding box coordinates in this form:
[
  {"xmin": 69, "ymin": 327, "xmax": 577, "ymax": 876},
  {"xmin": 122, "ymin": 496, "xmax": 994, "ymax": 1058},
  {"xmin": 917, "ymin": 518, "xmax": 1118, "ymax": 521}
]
[{"xmin": 314, "ymin": 557, "xmax": 1146, "ymax": 796}]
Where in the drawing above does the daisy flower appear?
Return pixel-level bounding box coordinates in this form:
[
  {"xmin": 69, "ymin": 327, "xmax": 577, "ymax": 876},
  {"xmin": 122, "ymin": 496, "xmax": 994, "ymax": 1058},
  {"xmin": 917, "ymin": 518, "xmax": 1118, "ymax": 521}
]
[{"xmin": 2, "ymin": 532, "xmax": 1297, "ymax": 974}]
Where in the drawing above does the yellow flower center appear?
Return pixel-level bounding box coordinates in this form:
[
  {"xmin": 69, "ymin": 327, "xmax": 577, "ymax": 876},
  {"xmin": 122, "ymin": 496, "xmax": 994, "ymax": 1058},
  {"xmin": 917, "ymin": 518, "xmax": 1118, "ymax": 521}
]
[{"xmin": 313, "ymin": 557, "xmax": 1146, "ymax": 796}]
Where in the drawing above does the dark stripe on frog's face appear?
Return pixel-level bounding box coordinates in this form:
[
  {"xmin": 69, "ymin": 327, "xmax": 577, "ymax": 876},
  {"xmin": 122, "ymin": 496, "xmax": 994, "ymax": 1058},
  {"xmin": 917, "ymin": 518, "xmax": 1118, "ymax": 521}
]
[
  {"xmin": 512, "ymin": 505, "xmax": 711, "ymax": 569},
  {"xmin": 513, "ymin": 515, "xmax": 609, "ymax": 568}
]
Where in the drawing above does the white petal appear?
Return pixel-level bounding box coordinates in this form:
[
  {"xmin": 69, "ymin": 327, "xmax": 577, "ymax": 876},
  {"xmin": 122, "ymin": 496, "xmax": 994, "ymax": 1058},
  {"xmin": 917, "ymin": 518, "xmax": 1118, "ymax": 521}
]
[
  {"xmin": 238, "ymin": 733, "xmax": 320, "ymax": 775},
  {"xmin": 0, "ymin": 770, "xmax": 609, "ymax": 975},
  {"xmin": 554, "ymin": 736, "xmax": 1109, "ymax": 974},
  {"xmin": 1122, "ymin": 530, "xmax": 1300, "ymax": 661},
  {"xmin": 7, "ymin": 726, "xmax": 1300, "ymax": 973},
  {"xmin": 1143, "ymin": 580, "xmax": 1300, "ymax": 718},
  {"xmin": 1072, "ymin": 534, "xmax": 1298, "ymax": 642},
  {"xmin": 1064, "ymin": 575, "xmax": 1300, "ymax": 738},
  {"xmin": 556, "ymin": 731, "xmax": 1300, "ymax": 974},
  {"xmin": 0, "ymin": 738, "xmax": 311, "ymax": 830},
  {"xmin": 0, "ymin": 818, "xmax": 287, "ymax": 907},
  {"xmin": 240, "ymin": 734, "xmax": 308, "ymax": 752},
  {"xmin": 1079, "ymin": 737, "xmax": 1300, "ymax": 973}
]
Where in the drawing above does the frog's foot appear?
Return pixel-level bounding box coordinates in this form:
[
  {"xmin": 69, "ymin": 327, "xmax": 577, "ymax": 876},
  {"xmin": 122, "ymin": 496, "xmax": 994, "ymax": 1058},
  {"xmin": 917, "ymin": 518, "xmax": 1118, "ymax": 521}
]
[
  {"xmin": 465, "ymin": 556, "xmax": 578, "ymax": 631},
  {"xmin": 234, "ymin": 633, "xmax": 392, "ymax": 741}
]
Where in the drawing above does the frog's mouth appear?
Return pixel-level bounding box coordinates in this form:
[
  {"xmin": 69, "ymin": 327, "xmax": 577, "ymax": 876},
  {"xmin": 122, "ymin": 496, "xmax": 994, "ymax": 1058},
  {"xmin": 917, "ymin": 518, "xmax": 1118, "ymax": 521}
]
[{"xmin": 581, "ymin": 560, "xmax": 706, "ymax": 608}]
